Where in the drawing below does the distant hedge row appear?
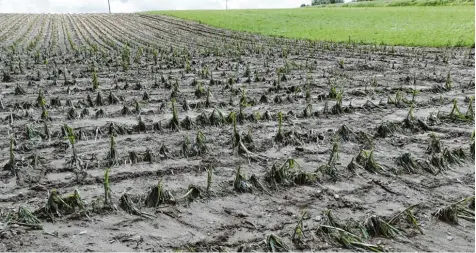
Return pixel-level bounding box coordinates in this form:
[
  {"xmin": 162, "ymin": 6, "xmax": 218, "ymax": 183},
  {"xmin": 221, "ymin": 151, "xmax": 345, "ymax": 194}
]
[{"xmin": 311, "ymin": 0, "xmax": 345, "ymax": 5}]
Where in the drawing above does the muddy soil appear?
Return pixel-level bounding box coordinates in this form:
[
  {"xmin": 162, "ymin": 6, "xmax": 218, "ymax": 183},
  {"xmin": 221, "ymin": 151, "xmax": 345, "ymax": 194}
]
[{"xmin": 0, "ymin": 13, "xmax": 474, "ymax": 252}]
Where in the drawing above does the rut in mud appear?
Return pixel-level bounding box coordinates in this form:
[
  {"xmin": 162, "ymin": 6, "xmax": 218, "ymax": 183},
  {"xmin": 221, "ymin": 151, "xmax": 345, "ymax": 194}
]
[{"xmin": 0, "ymin": 13, "xmax": 474, "ymax": 252}]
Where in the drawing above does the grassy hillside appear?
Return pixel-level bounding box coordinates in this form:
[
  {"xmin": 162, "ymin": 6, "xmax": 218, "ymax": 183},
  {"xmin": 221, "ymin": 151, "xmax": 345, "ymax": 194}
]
[
  {"xmin": 318, "ymin": 0, "xmax": 475, "ymax": 7},
  {"xmin": 149, "ymin": 6, "xmax": 475, "ymax": 47}
]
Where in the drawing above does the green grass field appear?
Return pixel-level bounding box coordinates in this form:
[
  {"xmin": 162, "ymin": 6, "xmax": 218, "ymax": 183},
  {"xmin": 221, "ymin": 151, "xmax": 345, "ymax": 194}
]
[
  {"xmin": 150, "ymin": 6, "xmax": 475, "ymax": 47},
  {"xmin": 322, "ymin": 0, "xmax": 474, "ymax": 7}
]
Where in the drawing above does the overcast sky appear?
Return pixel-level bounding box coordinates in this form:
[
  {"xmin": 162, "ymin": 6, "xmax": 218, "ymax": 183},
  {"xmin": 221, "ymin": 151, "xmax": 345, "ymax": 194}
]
[{"xmin": 0, "ymin": 0, "xmax": 312, "ymax": 13}]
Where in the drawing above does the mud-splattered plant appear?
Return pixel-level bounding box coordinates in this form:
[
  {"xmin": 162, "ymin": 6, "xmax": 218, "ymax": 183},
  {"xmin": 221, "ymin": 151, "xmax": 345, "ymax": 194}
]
[
  {"xmin": 92, "ymin": 71, "xmax": 99, "ymax": 90},
  {"xmin": 182, "ymin": 185, "xmax": 203, "ymax": 203},
  {"xmin": 107, "ymin": 135, "xmax": 119, "ymax": 167},
  {"xmin": 233, "ymin": 166, "xmax": 253, "ymax": 193},
  {"xmin": 230, "ymin": 112, "xmax": 240, "ymax": 147},
  {"xmin": 362, "ymin": 215, "xmax": 402, "ymax": 238},
  {"xmin": 41, "ymin": 102, "xmax": 49, "ymax": 120},
  {"xmin": 275, "ymin": 111, "xmax": 284, "ymax": 143},
  {"xmin": 206, "ymin": 167, "xmax": 213, "ymax": 193},
  {"xmin": 181, "ymin": 136, "xmax": 191, "ymax": 158},
  {"xmin": 445, "ymin": 72, "xmax": 452, "ymax": 90},
  {"xmin": 104, "ymin": 168, "xmax": 112, "ymax": 205},
  {"xmin": 316, "ymin": 210, "xmax": 384, "ymax": 252},
  {"xmin": 134, "ymin": 99, "xmax": 141, "ymax": 114},
  {"xmin": 63, "ymin": 189, "xmax": 86, "ymax": 213},
  {"xmin": 411, "ymin": 89, "xmax": 419, "ymax": 103},
  {"xmin": 36, "ymin": 89, "xmax": 46, "ymax": 107},
  {"xmin": 265, "ymin": 234, "xmax": 290, "ymax": 252},
  {"xmin": 145, "ymin": 180, "xmax": 176, "ymax": 207},
  {"xmin": 169, "ymin": 99, "xmax": 180, "ymax": 131},
  {"xmin": 96, "ymin": 91, "xmax": 104, "ymax": 106},
  {"xmin": 193, "ymin": 131, "xmax": 209, "ymax": 156},
  {"xmin": 356, "ymin": 150, "xmax": 384, "ymax": 173},
  {"xmin": 16, "ymin": 206, "xmax": 42, "ymax": 229},
  {"xmin": 449, "ymin": 99, "xmax": 463, "ymax": 120},
  {"xmin": 14, "ymin": 84, "xmax": 26, "ymax": 95},
  {"xmin": 266, "ymin": 159, "xmax": 316, "ymax": 188},
  {"xmin": 471, "ymin": 130, "xmax": 475, "ymax": 157},
  {"xmin": 427, "ymin": 133, "xmax": 441, "ymax": 154},
  {"xmin": 318, "ymin": 142, "xmax": 340, "ymax": 180},
  {"xmin": 331, "ymin": 90, "xmax": 344, "ymax": 115},
  {"xmin": 396, "ymin": 153, "xmax": 420, "ymax": 173},
  {"xmin": 303, "ymin": 104, "xmax": 312, "ymax": 118},
  {"xmin": 292, "ymin": 210, "xmax": 308, "ymax": 243},
  {"xmin": 433, "ymin": 196, "xmax": 475, "ymax": 224},
  {"xmin": 120, "ymin": 192, "xmax": 155, "ymax": 218},
  {"xmin": 466, "ymin": 96, "xmax": 474, "ymax": 120},
  {"xmin": 4, "ymin": 136, "xmax": 16, "ymax": 174},
  {"xmin": 388, "ymin": 205, "xmax": 423, "ymax": 234},
  {"xmin": 42, "ymin": 189, "xmax": 71, "ymax": 220},
  {"xmin": 64, "ymin": 124, "xmax": 81, "ymax": 168}
]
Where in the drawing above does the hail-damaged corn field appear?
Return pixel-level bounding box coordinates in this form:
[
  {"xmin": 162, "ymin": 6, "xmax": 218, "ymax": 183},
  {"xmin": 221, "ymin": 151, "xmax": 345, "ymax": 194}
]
[{"xmin": 0, "ymin": 13, "xmax": 474, "ymax": 252}]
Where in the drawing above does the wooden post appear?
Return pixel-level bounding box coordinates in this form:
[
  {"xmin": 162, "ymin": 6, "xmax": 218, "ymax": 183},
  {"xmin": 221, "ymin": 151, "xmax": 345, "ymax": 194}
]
[{"xmin": 108, "ymin": 0, "xmax": 111, "ymax": 13}]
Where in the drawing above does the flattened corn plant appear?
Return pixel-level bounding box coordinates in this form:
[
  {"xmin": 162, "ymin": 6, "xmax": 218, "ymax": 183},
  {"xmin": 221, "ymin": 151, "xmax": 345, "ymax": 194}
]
[
  {"xmin": 441, "ymin": 98, "xmax": 474, "ymax": 122},
  {"xmin": 292, "ymin": 210, "xmax": 308, "ymax": 244},
  {"xmin": 335, "ymin": 125, "xmax": 357, "ymax": 142},
  {"xmin": 396, "ymin": 153, "xmax": 420, "ymax": 173},
  {"xmin": 233, "ymin": 166, "xmax": 253, "ymax": 193},
  {"xmin": 159, "ymin": 144, "xmax": 171, "ymax": 159},
  {"xmin": 265, "ymin": 234, "xmax": 290, "ymax": 252},
  {"xmin": 144, "ymin": 148, "xmax": 155, "ymax": 163},
  {"xmin": 316, "ymin": 210, "xmax": 385, "ymax": 252},
  {"xmin": 375, "ymin": 121, "xmax": 399, "ymax": 138},
  {"xmin": 108, "ymin": 91, "xmax": 119, "ymax": 104},
  {"xmin": 303, "ymin": 103, "xmax": 313, "ymax": 118},
  {"xmin": 361, "ymin": 215, "xmax": 402, "ymax": 239},
  {"xmin": 181, "ymin": 184, "xmax": 204, "ymax": 203},
  {"xmin": 15, "ymin": 206, "xmax": 42, "ymax": 229},
  {"xmin": 120, "ymin": 192, "xmax": 155, "ymax": 218},
  {"xmin": 318, "ymin": 142, "xmax": 340, "ymax": 180},
  {"xmin": 181, "ymin": 136, "xmax": 191, "ymax": 158},
  {"xmin": 266, "ymin": 159, "xmax": 316, "ymax": 188},
  {"xmin": 427, "ymin": 133, "xmax": 441, "ymax": 154},
  {"xmin": 36, "ymin": 189, "xmax": 86, "ymax": 220},
  {"xmin": 209, "ymin": 108, "xmax": 225, "ymax": 126},
  {"xmin": 62, "ymin": 189, "xmax": 87, "ymax": 217},
  {"xmin": 388, "ymin": 204, "xmax": 423, "ymax": 235},
  {"xmin": 192, "ymin": 131, "xmax": 208, "ymax": 156},
  {"xmin": 14, "ymin": 84, "xmax": 26, "ymax": 95},
  {"xmin": 433, "ymin": 196, "xmax": 475, "ymax": 224},
  {"xmin": 127, "ymin": 150, "xmax": 140, "ymax": 164},
  {"xmin": 355, "ymin": 150, "xmax": 384, "ymax": 174},
  {"xmin": 122, "ymin": 104, "xmax": 132, "ymax": 115},
  {"xmin": 135, "ymin": 116, "xmax": 146, "ymax": 132}
]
